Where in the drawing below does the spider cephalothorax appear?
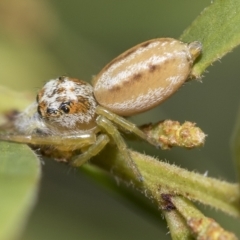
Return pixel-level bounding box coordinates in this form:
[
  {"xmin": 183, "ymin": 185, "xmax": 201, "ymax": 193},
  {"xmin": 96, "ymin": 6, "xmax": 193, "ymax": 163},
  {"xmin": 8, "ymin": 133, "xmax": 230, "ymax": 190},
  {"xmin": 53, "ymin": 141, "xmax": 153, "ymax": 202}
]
[{"xmin": 36, "ymin": 77, "xmax": 98, "ymax": 131}]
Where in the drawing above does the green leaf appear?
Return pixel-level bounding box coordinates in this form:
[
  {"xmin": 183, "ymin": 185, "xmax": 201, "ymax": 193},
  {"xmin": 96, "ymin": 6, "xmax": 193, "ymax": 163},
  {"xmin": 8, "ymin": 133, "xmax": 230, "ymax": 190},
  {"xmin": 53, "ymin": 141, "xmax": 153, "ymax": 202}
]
[
  {"xmin": 0, "ymin": 86, "xmax": 33, "ymax": 112},
  {"xmin": 0, "ymin": 141, "xmax": 41, "ymax": 240},
  {"xmin": 180, "ymin": 0, "xmax": 240, "ymax": 77}
]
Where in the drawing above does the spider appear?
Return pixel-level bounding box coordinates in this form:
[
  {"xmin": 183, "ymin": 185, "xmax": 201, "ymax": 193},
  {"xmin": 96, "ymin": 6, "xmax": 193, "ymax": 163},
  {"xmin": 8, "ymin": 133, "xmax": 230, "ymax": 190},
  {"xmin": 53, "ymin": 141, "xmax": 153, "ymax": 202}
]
[{"xmin": 0, "ymin": 38, "xmax": 202, "ymax": 181}]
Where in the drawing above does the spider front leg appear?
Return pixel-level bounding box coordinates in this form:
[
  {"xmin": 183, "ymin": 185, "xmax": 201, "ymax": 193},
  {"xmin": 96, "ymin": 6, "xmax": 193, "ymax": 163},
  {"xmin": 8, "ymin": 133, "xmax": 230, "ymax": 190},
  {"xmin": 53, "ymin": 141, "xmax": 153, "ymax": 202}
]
[
  {"xmin": 96, "ymin": 115, "xmax": 143, "ymax": 182},
  {"xmin": 96, "ymin": 106, "xmax": 159, "ymax": 147},
  {"xmin": 0, "ymin": 132, "xmax": 97, "ymax": 150},
  {"xmin": 70, "ymin": 134, "xmax": 110, "ymax": 167}
]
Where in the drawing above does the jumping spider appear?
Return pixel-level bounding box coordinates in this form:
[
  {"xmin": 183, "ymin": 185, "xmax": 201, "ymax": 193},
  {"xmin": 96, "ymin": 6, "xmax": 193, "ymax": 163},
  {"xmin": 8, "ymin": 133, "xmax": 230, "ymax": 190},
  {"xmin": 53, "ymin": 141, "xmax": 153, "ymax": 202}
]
[{"xmin": 0, "ymin": 38, "xmax": 202, "ymax": 181}]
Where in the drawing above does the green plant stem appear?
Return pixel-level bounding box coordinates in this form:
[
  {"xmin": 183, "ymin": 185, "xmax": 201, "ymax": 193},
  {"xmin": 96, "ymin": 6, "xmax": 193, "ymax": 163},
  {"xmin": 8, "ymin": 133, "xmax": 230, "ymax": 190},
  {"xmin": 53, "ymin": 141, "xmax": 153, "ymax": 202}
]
[
  {"xmin": 171, "ymin": 196, "xmax": 238, "ymax": 240},
  {"xmin": 92, "ymin": 147, "xmax": 240, "ymax": 217},
  {"xmin": 163, "ymin": 204, "xmax": 193, "ymax": 240}
]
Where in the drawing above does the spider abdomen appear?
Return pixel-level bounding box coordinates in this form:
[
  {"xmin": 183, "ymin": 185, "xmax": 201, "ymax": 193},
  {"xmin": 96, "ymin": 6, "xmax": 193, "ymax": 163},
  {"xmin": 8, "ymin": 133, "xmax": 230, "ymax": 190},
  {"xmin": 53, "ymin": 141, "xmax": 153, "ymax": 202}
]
[{"xmin": 93, "ymin": 38, "xmax": 202, "ymax": 116}]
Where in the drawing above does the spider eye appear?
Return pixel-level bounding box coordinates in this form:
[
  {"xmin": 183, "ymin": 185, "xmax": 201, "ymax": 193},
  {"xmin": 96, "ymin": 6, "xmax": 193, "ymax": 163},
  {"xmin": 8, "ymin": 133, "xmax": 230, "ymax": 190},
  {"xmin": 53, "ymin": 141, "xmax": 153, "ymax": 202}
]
[
  {"xmin": 47, "ymin": 108, "xmax": 58, "ymax": 115},
  {"xmin": 37, "ymin": 105, "xmax": 42, "ymax": 116},
  {"xmin": 60, "ymin": 102, "xmax": 70, "ymax": 114},
  {"xmin": 36, "ymin": 94, "xmax": 39, "ymax": 103},
  {"xmin": 58, "ymin": 76, "xmax": 66, "ymax": 81}
]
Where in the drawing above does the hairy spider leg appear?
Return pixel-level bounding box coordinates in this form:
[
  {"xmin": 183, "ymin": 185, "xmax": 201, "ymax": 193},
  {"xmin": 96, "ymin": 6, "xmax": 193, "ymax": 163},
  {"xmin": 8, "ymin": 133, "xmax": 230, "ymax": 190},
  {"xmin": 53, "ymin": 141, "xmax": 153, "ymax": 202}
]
[
  {"xmin": 0, "ymin": 133, "xmax": 97, "ymax": 150},
  {"xmin": 96, "ymin": 115, "xmax": 143, "ymax": 182},
  {"xmin": 71, "ymin": 134, "xmax": 110, "ymax": 167},
  {"xmin": 96, "ymin": 106, "xmax": 160, "ymax": 147}
]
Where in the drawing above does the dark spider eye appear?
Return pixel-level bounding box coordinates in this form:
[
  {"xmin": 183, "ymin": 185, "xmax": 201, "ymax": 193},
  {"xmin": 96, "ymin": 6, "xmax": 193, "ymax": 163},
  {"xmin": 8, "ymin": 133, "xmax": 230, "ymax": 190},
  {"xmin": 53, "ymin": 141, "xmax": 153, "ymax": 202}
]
[
  {"xmin": 58, "ymin": 76, "xmax": 66, "ymax": 81},
  {"xmin": 47, "ymin": 108, "xmax": 58, "ymax": 115},
  {"xmin": 37, "ymin": 105, "xmax": 42, "ymax": 116},
  {"xmin": 60, "ymin": 102, "xmax": 70, "ymax": 114},
  {"xmin": 36, "ymin": 94, "xmax": 39, "ymax": 103}
]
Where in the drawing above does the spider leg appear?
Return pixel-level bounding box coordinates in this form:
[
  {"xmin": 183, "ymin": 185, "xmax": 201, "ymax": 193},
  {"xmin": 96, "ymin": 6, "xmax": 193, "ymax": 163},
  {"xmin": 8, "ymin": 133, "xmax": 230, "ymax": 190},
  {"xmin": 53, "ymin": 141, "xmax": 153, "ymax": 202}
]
[
  {"xmin": 0, "ymin": 133, "xmax": 96, "ymax": 149},
  {"xmin": 96, "ymin": 106, "xmax": 159, "ymax": 147},
  {"xmin": 96, "ymin": 115, "xmax": 143, "ymax": 181},
  {"xmin": 70, "ymin": 134, "xmax": 110, "ymax": 167}
]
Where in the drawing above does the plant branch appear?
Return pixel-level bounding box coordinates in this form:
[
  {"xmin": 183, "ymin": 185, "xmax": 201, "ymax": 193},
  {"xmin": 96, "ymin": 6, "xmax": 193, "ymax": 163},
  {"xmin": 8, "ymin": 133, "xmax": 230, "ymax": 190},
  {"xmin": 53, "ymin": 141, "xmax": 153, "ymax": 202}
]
[
  {"xmin": 91, "ymin": 147, "xmax": 240, "ymax": 218},
  {"xmin": 172, "ymin": 196, "xmax": 238, "ymax": 240}
]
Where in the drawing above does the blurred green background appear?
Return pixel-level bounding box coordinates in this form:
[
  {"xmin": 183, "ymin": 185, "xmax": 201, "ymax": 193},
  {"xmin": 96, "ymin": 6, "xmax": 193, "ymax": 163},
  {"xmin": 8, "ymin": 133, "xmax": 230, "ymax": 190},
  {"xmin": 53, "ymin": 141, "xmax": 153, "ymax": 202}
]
[{"xmin": 0, "ymin": 0, "xmax": 240, "ymax": 239}]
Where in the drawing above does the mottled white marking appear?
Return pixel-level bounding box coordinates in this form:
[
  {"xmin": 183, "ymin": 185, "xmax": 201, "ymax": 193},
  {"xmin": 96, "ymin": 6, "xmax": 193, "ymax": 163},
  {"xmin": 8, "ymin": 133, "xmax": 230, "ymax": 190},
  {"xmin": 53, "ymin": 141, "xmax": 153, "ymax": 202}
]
[
  {"xmin": 94, "ymin": 41, "xmax": 166, "ymax": 91},
  {"xmin": 106, "ymin": 75, "xmax": 182, "ymax": 113},
  {"xmin": 93, "ymin": 38, "xmax": 203, "ymax": 116},
  {"xmin": 14, "ymin": 102, "xmax": 50, "ymax": 134},
  {"xmin": 39, "ymin": 77, "xmax": 98, "ymax": 129},
  {"xmin": 94, "ymin": 42, "xmax": 190, "ymax": 92}
]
